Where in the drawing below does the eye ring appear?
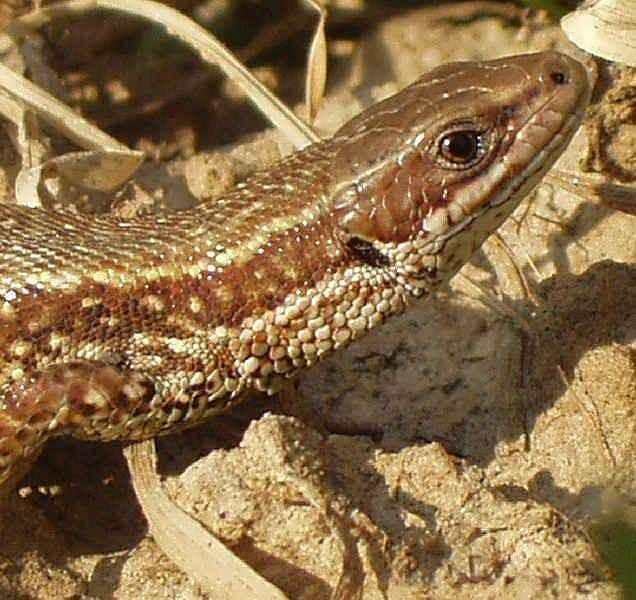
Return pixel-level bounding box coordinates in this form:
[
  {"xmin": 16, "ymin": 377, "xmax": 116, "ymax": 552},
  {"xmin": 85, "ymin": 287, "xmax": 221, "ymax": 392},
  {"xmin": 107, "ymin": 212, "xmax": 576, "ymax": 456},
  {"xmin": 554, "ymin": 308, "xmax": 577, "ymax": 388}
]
[{"xmin": 438, "ymin": 129, "xmax": 487, "ymax": 167}]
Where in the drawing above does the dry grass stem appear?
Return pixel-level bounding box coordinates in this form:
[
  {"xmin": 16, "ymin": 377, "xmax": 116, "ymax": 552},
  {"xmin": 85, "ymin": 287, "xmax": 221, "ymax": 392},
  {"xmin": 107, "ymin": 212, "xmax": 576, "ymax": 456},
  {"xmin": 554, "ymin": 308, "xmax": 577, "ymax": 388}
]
[
  {"xmin": 124, "ymin": 439, "xmax": 289, "ymax": 600},
  {"xmin": 9, "ymin": 0, "xmax": 319, "ymax": 148}
]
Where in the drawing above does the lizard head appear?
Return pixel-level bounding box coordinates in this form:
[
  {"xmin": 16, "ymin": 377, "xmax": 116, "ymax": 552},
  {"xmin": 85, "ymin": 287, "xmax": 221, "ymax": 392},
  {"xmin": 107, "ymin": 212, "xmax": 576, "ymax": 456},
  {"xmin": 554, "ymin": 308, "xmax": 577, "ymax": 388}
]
[{"xmin": 331, "ymin": 51, "xmax": 591, "ymax": 295}]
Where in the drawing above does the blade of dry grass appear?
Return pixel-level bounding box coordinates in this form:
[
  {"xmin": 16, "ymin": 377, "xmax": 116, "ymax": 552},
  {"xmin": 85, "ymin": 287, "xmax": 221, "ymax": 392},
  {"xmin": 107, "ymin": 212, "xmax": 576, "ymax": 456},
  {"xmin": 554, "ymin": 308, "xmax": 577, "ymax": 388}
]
[
  {"xmin": 49, "ymin": 150, "xmax": 146, "ymax": 191},
  {"xmin": 491, "ymin": 232, "xmax": 539, "ymax": 304},
  {"xmin": 0, "ymin": 64, "xmax": 143, "ymax": 205},
  {"xmin": 457, "ymin": 273, "xmax": 533, "ymax": 333},
  {"xmin": 10, "ymin": 0, "xmax": 319, "ymax": 148},
  {"xmin": 304, "ymin": 0, "xmax": 327, "ymax": 124},
  {"xmin": 546, "ymin": 170, "xmax": 636, "ymax": 215},
  {"xmin": 124, "ymin": 439, "xmax": 289, "ymax": 600},
  {"xmin": 0, "ymin": 61, "xmax": 128, "ymax": 151}
]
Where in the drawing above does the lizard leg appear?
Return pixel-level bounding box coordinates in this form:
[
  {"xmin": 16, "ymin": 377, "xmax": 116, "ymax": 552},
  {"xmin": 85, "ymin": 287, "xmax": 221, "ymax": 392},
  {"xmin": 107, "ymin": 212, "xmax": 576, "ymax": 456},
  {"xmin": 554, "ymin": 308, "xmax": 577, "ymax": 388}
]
[{"xmin": 0, "ymin": 360, "xmax": 157, "ymax": 491}]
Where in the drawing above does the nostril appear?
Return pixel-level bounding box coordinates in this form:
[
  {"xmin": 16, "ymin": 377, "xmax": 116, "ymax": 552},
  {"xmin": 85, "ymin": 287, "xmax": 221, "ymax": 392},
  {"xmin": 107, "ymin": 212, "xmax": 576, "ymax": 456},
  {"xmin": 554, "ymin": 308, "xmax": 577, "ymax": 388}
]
[{"xmin": 550, "ymin": 71, "xmax": 568, "ymax": 85}]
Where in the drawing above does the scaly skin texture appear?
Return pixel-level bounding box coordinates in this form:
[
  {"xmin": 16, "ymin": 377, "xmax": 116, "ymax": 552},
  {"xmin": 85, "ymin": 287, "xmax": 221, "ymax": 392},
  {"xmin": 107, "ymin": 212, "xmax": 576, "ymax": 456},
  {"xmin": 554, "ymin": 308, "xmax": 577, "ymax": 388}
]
[{"xmin": 0, "ymin": 52, "xmax": 590, "ymax": 491}]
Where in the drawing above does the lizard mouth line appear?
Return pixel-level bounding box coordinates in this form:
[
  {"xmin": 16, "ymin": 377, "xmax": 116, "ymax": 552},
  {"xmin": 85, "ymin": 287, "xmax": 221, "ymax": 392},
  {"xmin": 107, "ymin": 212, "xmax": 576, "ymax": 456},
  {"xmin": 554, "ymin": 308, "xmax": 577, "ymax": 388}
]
[{"xmin": 490, "ymin": 111, "xmax": 584, "ymax": 210}]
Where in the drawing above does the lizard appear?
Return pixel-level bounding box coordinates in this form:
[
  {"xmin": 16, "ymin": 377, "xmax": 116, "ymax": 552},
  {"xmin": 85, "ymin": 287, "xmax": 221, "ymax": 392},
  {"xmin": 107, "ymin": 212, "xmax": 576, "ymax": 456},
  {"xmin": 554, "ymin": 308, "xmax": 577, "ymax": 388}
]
[{"xmin": 0, "ymin": 51, "xmax": 590, "ymax": 494}]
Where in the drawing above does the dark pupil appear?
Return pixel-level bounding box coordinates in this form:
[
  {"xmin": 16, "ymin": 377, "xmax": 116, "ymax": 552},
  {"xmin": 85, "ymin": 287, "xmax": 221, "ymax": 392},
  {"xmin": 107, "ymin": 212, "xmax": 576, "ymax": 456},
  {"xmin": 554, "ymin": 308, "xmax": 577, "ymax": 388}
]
[
  {"xmin": 550, "ymin": 71, "xmax": 567, "ymax": 85},
  {"xmin": 442, "ymin": 131, "xmax": 479, "ymax": 162}
]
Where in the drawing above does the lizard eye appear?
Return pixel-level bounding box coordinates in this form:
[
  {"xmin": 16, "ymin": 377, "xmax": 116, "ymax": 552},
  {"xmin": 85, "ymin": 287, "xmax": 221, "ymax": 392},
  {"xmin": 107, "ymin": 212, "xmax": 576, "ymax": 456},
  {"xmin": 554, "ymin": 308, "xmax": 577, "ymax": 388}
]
[{"xmin": 439, "ymin": 130, "xmax": 484, "ymax": 165}]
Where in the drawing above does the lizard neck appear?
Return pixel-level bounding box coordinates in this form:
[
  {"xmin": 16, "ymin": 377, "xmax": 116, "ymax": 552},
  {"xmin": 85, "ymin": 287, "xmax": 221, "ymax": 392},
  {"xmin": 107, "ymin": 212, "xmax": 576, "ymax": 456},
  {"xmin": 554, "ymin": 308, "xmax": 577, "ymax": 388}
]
[{"xmin": 162, "ymin": 139, "xmax": 358, "ymax": 327}]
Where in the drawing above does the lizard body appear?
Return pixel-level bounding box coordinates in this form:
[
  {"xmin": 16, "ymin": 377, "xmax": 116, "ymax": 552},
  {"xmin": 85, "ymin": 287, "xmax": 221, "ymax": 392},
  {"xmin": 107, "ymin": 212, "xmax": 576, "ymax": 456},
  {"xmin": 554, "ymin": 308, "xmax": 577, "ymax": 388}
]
[{"xmin": 0, "ymin": 52, "xmax": 590, "ymax": 490}]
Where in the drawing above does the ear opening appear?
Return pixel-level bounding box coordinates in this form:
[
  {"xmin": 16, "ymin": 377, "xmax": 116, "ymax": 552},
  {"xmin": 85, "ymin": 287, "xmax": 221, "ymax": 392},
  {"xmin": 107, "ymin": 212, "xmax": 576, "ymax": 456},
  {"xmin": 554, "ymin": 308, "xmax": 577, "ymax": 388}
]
[{"xmin": 346, "ymin": 237, "xmax": 389, "ymax": 268}]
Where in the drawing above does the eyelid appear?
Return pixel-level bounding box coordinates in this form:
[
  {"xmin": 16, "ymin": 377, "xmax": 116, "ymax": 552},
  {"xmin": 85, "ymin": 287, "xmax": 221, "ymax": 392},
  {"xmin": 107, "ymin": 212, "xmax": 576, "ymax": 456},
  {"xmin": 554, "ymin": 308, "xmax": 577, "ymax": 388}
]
[
  {"xmin": 411, "ymin": 118, "xmax": 483, "ymax": 150},
  {"xmin": 436, "ymin": 123, "xmax": 488, "ymax": 142}
]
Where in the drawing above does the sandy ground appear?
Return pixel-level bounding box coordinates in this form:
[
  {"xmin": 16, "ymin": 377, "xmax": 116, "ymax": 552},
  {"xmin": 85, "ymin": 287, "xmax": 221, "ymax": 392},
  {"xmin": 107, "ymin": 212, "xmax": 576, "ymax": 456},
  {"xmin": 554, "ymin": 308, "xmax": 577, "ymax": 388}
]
[{"xmin": 0, "ymin": 2, "xmax": 634, "ymax": 599}]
